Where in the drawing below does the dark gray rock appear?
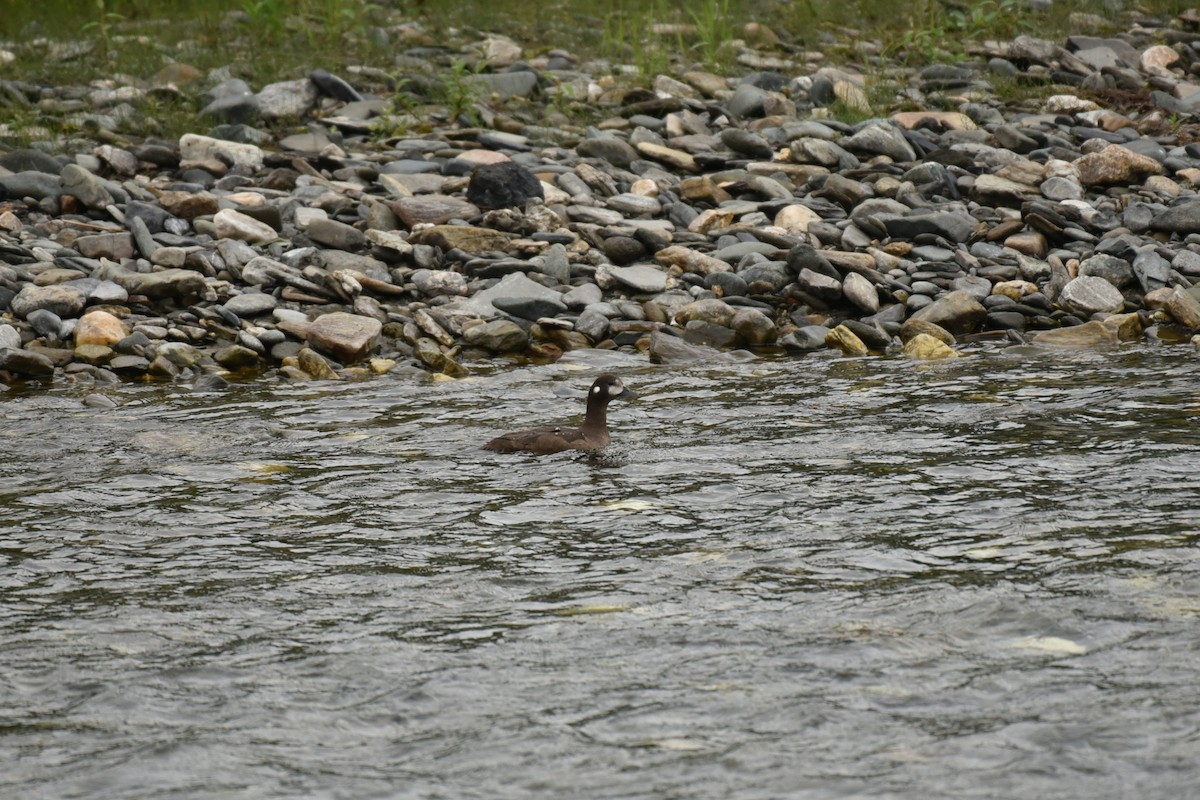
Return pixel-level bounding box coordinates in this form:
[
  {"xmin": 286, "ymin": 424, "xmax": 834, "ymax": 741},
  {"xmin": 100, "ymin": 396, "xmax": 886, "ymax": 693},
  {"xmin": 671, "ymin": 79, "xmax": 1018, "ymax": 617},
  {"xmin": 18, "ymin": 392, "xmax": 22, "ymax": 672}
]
[
  {"xmin": 720, "ymin": 128, "xmax": 775, "ymax": 159},
  {"xmin": 0, "ymin": 171, "xmax": 62, "ymax": 201},
  {"xmin": 466, "ymin": 161, "xmax": 544, "ymax": 209},
  {"xmin": 882, "ymin": 210, "xmax": 977, "ymax": 243},
  {"xmin": 1150, "ymin": 201, "xmax": 1200, "ymax": 234},
  {"xmin": 576, "ymin": 137, "xmax": 638, "ymax": 168},
  {"xmin": 1078, "ymin": 253, "xmax": 1134, "ymax": 288},
  {"xmin": 0, "ymin": 347, "xmax": 56, "ymax": 379},
  {"xmin": 492, "ymin": 294, "xmax": 567, "ymax": 320},
  {"xmin": 310, "ymin": 68, "xmax": 363, "ymax": 102}
]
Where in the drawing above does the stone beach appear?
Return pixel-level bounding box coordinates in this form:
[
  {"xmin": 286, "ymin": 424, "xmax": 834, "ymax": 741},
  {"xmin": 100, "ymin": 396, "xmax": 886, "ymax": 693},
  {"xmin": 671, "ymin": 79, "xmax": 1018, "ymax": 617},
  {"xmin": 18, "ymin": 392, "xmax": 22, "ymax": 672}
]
[{"xmin": 4, "ymin": 11, "xmax": 1200, "ymax": 395}]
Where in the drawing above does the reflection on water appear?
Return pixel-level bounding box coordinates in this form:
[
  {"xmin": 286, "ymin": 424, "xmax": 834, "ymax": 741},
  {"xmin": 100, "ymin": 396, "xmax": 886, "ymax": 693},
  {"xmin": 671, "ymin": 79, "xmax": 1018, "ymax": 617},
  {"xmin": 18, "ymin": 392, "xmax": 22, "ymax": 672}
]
[{"xmin": 2, "ymin": 345, "xmax": 1198, "ymax": 798}]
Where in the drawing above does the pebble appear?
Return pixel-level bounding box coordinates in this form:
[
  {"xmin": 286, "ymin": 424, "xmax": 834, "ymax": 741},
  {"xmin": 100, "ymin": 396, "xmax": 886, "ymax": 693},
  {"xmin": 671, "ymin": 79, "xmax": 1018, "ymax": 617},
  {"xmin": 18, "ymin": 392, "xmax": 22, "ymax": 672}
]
[{"xmin": 4, "ymin": 16, "xmax": 1200, "ymax": 391}]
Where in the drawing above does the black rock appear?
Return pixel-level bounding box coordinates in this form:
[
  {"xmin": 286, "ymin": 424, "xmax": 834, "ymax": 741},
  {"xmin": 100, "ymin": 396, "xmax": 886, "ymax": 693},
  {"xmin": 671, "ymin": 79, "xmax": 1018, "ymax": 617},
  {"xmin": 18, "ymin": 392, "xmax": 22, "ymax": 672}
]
[
  {"xmin": 310, "ymin": 68, "xmax": 363, "ymax": 102},
  {"xmin": 603, "ymin": 236, "xmax": 645, "ymax": 266},
  {"xmin": 466, "ymin": 161, "xmax": 544, "ymax": 210}
]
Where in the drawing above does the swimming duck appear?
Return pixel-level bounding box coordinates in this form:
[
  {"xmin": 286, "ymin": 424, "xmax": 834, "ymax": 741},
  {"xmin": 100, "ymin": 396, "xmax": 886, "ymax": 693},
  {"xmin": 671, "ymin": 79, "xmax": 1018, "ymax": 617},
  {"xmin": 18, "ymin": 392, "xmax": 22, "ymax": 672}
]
[{"xmin": 482, "ymin": 374, "xmax": 636, "ymax": 455}]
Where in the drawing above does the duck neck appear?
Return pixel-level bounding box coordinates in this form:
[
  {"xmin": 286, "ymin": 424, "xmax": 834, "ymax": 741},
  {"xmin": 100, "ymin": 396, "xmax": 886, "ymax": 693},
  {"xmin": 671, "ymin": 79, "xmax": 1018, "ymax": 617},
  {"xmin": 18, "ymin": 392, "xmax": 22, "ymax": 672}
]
[{"xmin": 581, "ymin": 395, "xmax": 610, "ymax": 439}]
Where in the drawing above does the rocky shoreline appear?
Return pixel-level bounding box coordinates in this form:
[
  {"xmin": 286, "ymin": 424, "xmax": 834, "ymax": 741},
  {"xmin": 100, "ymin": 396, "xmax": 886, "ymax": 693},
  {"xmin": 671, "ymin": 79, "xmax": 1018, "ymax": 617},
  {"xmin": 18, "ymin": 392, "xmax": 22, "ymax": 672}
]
[{"xmin": 4, "ymin": 14, "xmax": 1200, "ymax": 399}]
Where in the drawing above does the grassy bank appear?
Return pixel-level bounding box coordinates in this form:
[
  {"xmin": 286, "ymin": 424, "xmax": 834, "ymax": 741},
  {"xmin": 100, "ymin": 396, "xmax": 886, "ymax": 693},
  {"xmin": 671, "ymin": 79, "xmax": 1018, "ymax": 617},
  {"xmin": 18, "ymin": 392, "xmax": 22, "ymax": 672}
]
[
  {"xmin": 0, "ymin": 0, "xmax": 1194, "ymax": 144},
  {"xmin": 3, "ymin": 0, "xmax": 1194, "ymax": 86}
]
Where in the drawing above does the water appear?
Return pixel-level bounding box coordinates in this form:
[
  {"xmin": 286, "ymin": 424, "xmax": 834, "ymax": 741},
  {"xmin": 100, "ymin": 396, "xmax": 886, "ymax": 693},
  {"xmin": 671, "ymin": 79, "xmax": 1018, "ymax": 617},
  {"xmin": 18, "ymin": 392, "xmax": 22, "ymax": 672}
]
[{"xmin": 2, "ymin": 344, "xmax": 1198, "ymax": 799}]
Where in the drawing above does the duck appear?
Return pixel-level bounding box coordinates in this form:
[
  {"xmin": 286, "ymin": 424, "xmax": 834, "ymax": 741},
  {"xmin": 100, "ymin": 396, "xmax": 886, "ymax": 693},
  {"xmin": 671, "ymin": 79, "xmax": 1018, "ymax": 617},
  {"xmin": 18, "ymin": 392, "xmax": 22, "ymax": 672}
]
[{"xmin": 482, "ymin": 374, "xmax": 636, "ymax": 455}]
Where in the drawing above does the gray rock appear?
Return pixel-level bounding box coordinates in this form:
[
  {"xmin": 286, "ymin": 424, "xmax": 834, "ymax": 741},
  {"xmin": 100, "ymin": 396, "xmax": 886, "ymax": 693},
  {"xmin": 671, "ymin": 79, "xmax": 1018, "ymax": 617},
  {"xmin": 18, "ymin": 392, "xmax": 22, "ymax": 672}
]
[
  {"xmin": 306, "ymin": 218, "xmax": 367, "ymax": 251},
  {"xmin": 60, "ymin": 164, "xmax": 113, "ymax": 208},
  {"xmin": 781, "ymin": 325, "xmax": 831, "ymax": 351},
  {"xmin": 0, "ymin": 347, "xmax": 56, "ymax": 379},
  {"xmin": 791, "ymin": 137, "xmax": 858, "ymax": 169},
  {"xmin": 727, "ymin": 83, "xmax": 770, "ymax": 118},
  {"xmin": 576, "ymin": 137, "xmax": 639, "ymax": 168},
  {"xmin": 731, "ymin": 306, "xmax": 777, "ymax": 345},
  {"xmin": 69, "ymin": 278, "xmax": 128, "ymax": 305},
  {"xmin": 113, "ymin": 268, "xmax": 206, "ymax": 301},
  {"xmin": 951, "ymin": 275, "xmax": 993, "ymax": 301},
  {"xmin": 75, "ymin": 232, "xmax": 134, "ymax": 260},
  {"xmin": 0, "ymin": 149, "xmax": 63, "ymax": 174},
  {"xmin": 224, "ymin": 292, "xmax": 278, "ymax": 318},
  {"xmin": 1059, "ymin": 276, "xmax": 1125, "ymax": 315},
  {"xmin": 0, "ymin": 170, "xmax": 63, "ymax": 200},
  {"xmin": 1041, "ymin": 176, "xmax": 1082, "ymax": 201},
  {"xmin": 1078, "ymin": 253, "xmax": 1134, "ymax": 288},
  {"xmin": 1132, "ymin": 250, "xmax": 1170, "ymax": 293},
  {"xmin": 412, "ymin": 269, "xmax": 468, "ymax": 297},
  {"xmin": 492, "ymin": 294, "xmax": 567, "ymax": 321},
  {"xmin": 465, "ymin": 71, "xmax": 539, "ymax": 99},
  {"xmin": 463, "ymin": 319, "xmax": 528, "ymax": 352},
  {"xmin": 1149, "ymin": 201, "xmax": 1200, "ymax": 234},
  {"xmin": 843, "ymin": 271, "xmax": 880, "ymax": 313},
  {"xmin": 306, "ymin": 311, "xmax": 382, "ymax": 363},
  {"xmin": 11, "ymin": 284, "xmax": 88, "ymax": 319},
  {"xmin": 1172, "ymin": 250, "xmax": 1200, "ymax": 277},
  {"xmin": 0, "ymin": 324, "xmax": 20, "ymax": 350},
  {"xmin": 606, "ymin": 193, "xmax": 661, "ymax": 216},
  {"xmin": 574, "ymin": 308, "xmax": 611, "ymax": 342},
  {"xmin": 563, "ymin": 282, "xmax": 603, "ymax": 309},
  {"xmin": 200, "ymin": 87, "xmax": 260, "ymax": 124},
  {"xmin": 26, "ymin": 308, "xmax": 64, "ymax": 338},
  {"xmin": 882, "ymin": 210, "xmax": 977, "ymax": 243},
  {"xmin": 706, "ymin": 271, "xmax": 749, "ymax": 297},
  {"xmin": 720, "ymin": 128, "xmax": 775, "ymax": 159},
  {"xmin": 257, "ymin": 78, "xmax": 318, "ymax": 120},
  {"xmin": 535, "ymin": 244, "xmax": 571, "ymax": 284},
  {"xmin": 608, "ymin": 265, "xmax": 668, "ymax": 294},
  {"xmin": 391, "ymin": 195, "xmax": 480, "ymax": 227},
  {"xmin": 796, "ymin": 267, "xmax": 842, "ymax": 303},
  {"xmin": 451, "ymin": 271, "xmax": 565, "ymax": 319},
  {"xmin": 842, "ymin": 124, "xmax": 917, "ymax": 162},
  {"xmin": 909, "ymin": 289, "xmax": 987, "ymax": 335},
  {"xmin": 648, "ymin": 330, "xmax": 754, "ymax": 363},
  {"xmin": 713, "ymin": 241, "xmax": 781, "ymax": 262},
  {"xmin": 684, "ymin": 319, "xmax": 737, "ymax": 348}
]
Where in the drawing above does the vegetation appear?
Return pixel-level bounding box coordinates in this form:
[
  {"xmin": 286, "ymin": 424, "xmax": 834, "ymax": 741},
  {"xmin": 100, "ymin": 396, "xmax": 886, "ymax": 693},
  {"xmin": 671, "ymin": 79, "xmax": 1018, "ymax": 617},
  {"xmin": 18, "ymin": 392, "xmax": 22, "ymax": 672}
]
[{"xmin": 0, "ymin": 0, "xmax": 1194, "ymax": 141}]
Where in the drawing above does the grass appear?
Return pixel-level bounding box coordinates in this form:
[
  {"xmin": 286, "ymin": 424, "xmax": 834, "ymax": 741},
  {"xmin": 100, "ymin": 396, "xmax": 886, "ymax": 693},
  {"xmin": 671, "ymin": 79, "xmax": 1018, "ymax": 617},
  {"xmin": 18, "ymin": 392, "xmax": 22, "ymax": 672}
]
[{"xmin": 0, "ymin": 0, "xmax": 1194, "ymax": 144}]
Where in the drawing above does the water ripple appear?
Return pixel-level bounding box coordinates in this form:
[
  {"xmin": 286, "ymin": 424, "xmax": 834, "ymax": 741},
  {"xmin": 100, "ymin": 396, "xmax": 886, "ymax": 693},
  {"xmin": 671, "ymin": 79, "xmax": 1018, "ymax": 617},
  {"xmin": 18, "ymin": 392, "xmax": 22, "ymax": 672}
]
[{"xmin": 1, "ymin": 346, "xmax": 1198, "ymax": 798}]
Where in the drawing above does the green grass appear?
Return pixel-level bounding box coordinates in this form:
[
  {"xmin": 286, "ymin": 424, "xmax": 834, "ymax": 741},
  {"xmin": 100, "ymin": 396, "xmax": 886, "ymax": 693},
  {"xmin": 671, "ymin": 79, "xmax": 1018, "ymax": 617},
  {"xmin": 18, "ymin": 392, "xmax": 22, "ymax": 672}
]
[{"xmin": 0, "ymin": 0, "xmax": 1194, "ymax": 144}]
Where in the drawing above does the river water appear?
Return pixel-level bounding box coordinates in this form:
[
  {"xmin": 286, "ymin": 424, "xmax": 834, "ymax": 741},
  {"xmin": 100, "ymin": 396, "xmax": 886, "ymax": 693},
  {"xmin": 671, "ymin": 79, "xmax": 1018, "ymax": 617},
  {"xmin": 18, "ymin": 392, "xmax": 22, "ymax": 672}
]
[{"xmin": 2, "ymin": 344, "xmax": 1198, "ymax": 799}]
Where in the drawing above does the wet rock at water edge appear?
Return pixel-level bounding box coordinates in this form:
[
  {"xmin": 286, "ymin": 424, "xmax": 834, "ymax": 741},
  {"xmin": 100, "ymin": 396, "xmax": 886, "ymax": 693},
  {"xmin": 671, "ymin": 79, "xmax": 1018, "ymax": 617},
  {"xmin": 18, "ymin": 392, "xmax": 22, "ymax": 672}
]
[{"xmin": 306, "ymin": 312, "xmax": 383, "ymax": 363}]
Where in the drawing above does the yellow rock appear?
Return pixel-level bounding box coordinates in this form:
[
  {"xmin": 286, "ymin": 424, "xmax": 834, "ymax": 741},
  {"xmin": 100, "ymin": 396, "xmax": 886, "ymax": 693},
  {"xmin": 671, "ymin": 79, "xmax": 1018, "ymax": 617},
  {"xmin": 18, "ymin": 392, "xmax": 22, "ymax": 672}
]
[
  {"xmin": 1101, "ymin": 312, "xmax": 1144, "ymax": 341},
  {"xmin": 1031, "ymin": 320, "xmax": 1118, "ymax": 348},
  {"xmin": 74, "ymin": 309, "xmax": 128, "ymax": 346},
  {"xmin": 368, "ymin": 358, "xmax": 396, "ymax": 374},
  {"xmin": 903, "ymin": 333, "xmax": 958, "ymax": 359},
  {"xmin": 825, "ymin": 324, "xmax": 868, "ymax": 356},
  {"xmin": 773, "ymin": 204, "xmax": 822, "ymax": 233},
  {"xmin": 992, "ymin": 279, "xmax": 1038, "ymax": 301},
  {"xmin": 899, "ymin": 318, "xmax": 955, "ymax": 345}
]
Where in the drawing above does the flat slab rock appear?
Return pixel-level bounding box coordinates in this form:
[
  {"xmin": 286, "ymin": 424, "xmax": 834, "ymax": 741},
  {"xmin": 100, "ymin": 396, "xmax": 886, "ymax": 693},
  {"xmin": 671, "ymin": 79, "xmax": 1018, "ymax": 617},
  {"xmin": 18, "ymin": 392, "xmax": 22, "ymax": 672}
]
[{"xmin": 306, "ymin": 312, "xmax": 382, "ymax": 363}]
